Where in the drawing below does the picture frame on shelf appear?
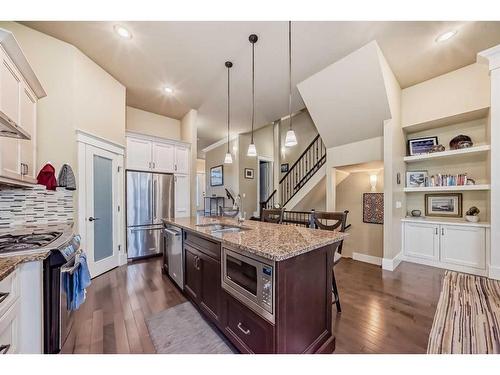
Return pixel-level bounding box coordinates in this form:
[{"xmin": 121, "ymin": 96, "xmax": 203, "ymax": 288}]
[
  {"xmin": 425, "ymin": 193, "xmax": 463, "ymax": 218},
  {"xmin": 210, "ymin": 165, "xmax": 224, "ymax": 186},
  {"xmin": 244, "ymin": 168, "xmax": 254, "ymax": 179},
  {"xmin": 406, "ymin": 170, "xmax": 428, "ymax": 188},
  {"xmin": 407, "ymin": 136, "xmax": 439, "ymax": 156}
]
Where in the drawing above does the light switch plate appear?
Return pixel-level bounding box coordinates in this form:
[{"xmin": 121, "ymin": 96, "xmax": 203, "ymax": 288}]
[{"xmin": 395, "ymin": 201, "xmax": 402, "ymax": 209}]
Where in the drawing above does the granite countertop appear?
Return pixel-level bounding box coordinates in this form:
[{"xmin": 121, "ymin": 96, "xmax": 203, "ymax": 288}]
[
  {"xmin": 163, "ymin": 216, "xmax": 348, "ymax": 261},
  {"xmin": 0, "ymin": 251, "xmax": 51, "ymax": 281}
]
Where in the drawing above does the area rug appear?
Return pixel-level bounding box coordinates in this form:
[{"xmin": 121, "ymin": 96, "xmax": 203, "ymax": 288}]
[
  {"xmin": 145, "ymin": 302, "xmax": 236, "ymax": 354},
  {"xmin": 427, "ymin": 271, "xmax": 500, "ymax": 354}
]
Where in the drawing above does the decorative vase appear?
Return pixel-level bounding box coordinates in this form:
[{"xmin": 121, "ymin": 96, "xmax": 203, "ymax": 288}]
[{"xmin": 465, "ymin": 215, "xmax": 479, "ymax": 223}]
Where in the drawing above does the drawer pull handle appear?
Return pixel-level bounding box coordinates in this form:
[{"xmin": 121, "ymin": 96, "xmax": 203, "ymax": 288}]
[
  {"xmin": 0, "ymin": 292, "xmax": 9, "ymax": 304},
  {"xmin": 237, "ymin": 322, "xmax": 251, "ymax": 335},
  {"xmin": 0, "ymin": 344, "xmax": 10, "ymax": 354}
]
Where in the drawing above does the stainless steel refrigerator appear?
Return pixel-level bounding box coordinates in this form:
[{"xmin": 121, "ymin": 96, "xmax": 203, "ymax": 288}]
[{"xmin": 126, "ymin": 170, "xmax": 175, "ymax": 259}]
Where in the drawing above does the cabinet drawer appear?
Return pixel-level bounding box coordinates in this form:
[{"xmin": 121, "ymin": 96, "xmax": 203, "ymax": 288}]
[
  {"xmin": 0, "ymin": 270, "xmax": 19, "ymax": 318},
  {"xmin": 0, "ymin": 301, "xmax": 19, "ymax": 354},
  {"xmin": 224, "ymin": 294, "xmax": 274, "ymax": 354},
  {"xmin": 184, "ymin": 231, "xmax": 220, "ymax": 260}
]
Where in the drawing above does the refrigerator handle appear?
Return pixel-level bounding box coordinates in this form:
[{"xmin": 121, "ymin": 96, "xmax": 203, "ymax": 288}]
[{"xmin": 153, "ymin": 177, "xmax": 157, "ymax": 220}]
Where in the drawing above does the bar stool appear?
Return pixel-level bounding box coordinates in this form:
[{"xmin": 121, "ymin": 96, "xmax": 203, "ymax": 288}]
[
  {"xmin": 312, "ymin": 210, "xmax": 348, "ymax": 313},
  {"xmin": 261, "ymin": 208, "xmax": 285, "ymax": 224}
]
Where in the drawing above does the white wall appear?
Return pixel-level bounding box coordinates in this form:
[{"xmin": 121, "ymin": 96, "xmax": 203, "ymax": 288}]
[
  {"xmin": 126, "ymin": 106, "xmax": 181, "ymax": 140},
  {"xmin": 181, "ymin": 109, "xmax": 198, "ymax": 216}
]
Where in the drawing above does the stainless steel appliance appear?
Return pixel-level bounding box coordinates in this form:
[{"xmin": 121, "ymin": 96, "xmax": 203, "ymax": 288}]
[
  {"xmin": 126, "ymin": 170, "xmax": 175, "ymax": 259},
  {"xmin": 221, "ymin": 247, "xmax": 275, "ymax": 323},
  {"xmin": 164, "ymin": 225, "xmax": 183, "ymax": 289},
  {"xmin": 0, "ymin": 225, "xmax": 81, "ymax": 354}
]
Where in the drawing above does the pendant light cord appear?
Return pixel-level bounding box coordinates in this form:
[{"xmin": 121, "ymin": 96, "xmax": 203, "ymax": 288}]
[
  {"xmin": 251, "ymin": 40, "xmax": 255, "ymax": 144},
  {"xmin": 227, "ymin": 65, "xmax": 230, "ymax": 153},
  {"xmin": 288, "ymin": 20, "xmax": 293, "ymax": 131}
]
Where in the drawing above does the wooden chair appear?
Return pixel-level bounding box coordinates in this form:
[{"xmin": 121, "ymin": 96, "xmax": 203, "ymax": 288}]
[
  {"xmin": 312, "ymin": 210, "xmax": 349, "ymax": 313},
  {"xmin": 261, "ymin": 208, "xmax": 284, "ymax": 224},
  {"xmin": 218, "ymin": 206, "xmax": 239, "ymax": 218}
]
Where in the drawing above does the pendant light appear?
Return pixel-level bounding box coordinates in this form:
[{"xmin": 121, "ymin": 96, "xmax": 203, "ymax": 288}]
[
  {"xmin": 224, "ymin": 61, "xmax": 233, "ymax": 164},
  {"xmin": 247, "ymin": 34, "xmax": 258, "ymax": 157},
  {"xmin": 284, "ymin": 21, "xmax": 298, "ymax": 147}
]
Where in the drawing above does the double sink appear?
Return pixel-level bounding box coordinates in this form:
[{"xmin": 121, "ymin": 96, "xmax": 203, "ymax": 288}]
[{"xmin": 196, "ymin": 222, "xmax": 250, "ymax": 234}]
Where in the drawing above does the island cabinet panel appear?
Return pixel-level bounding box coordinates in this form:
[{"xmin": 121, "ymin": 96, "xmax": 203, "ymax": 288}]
[
  {"xmin": 275, "ymin": 243, "xmax": 336, "ymax": 354},
  {"xmin": 223, "ymin": 293, "xmax": 274, "ymax": 354},
  {"xmin": 183, "ymin": 233, "xmax": 223, "ymax": 327}
]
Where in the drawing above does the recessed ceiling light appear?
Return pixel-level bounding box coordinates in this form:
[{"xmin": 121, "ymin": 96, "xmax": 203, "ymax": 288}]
[
  {"xmin": 114, "ymin": 25, "xmax": 132, "ymax": 39},
  {"xmin": 435, "ymin": 30, "xmax": 457, "ymax": 43},
  {"xmin": 163, "ymin": 86, "xmax": 174, "ymax": 94}
]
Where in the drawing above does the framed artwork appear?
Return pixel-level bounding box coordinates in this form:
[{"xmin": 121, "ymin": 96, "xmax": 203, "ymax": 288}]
[
  {"xmin": 244, "ymin": 168, "xmax": 254, "ymax": 179},
  {"xmin": 210, "ymin": 165, "xmax": 224, "ymax": 186},
  {"xmin": 363, "ymin": 193, "xmax": 384, "ymax": 224},
  {"xmin": 407, "ymin": 136, "xmax": 439, "ymax": 156},
  {"xmin": 425, "ymin": 193, "xmax": 463, "ymax": 218},
  {"xmin": 406, "ymin": 170, "xmax": 428, "ymax": 188},
  {"xmin": 280, "ymin": 163, "xmax": 289, "ymax": 173}
]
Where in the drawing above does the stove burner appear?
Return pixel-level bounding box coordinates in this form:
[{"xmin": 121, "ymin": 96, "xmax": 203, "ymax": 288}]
[{"xmin": 0, "ymin": 231, "xmax": 62, "ymax": 254}]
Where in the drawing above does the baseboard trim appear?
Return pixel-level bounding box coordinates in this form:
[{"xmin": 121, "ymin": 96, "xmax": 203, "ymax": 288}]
[
  {"xmin": 489, "ymin": 265, "xmax": 500, "ymax": 280},
  {"xmin": 382, "ymin": 251, "xmax": 402, "ymax": 271},
  {"xmin": 352, "ymin": 252, "xmax": 382, "ymax": 266}
]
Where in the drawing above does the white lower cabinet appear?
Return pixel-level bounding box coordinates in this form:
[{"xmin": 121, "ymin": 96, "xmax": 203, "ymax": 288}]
[
  {"xmin": 439, "ymin": 225, "xmax": 486, "ymax": 270},
  {"xmin": 403, "ymin": 220, "xmax": 487, "ymax": 275}
]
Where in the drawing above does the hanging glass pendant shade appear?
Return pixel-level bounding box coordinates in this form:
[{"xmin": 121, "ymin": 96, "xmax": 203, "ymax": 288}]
[
  {"xmin": 224, "ymin": 61, "xmax": 233, "ymax": 164},
  {"xmin": 285, "ymin": 21, "xmax": 298, "ymax": 147},
  {"xmin": 247, "ymin": 34, "xmax": 258, "ymax": 157}
]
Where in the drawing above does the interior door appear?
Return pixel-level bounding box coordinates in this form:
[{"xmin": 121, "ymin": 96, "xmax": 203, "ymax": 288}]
[
  {"xmin": 196, "ymin": 173, "xmax": 206, "ymax": 211},
  {"xmin": 85, "ymin": 144, "xmax": 120, "ymax": 277}
]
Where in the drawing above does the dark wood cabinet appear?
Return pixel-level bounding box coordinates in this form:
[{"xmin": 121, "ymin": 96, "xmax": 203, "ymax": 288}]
[{"xmin": 183, "ymin": 235, "xmax": 222, "ymax": 326}]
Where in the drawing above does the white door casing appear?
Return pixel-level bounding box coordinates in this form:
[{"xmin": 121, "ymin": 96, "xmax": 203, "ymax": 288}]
[{"xmin": 77, "ymin": 131, "xmax": 125, "ymax": 277}]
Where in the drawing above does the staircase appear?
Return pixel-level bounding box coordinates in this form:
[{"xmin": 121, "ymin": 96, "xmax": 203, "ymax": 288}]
[{"xmin": 261, "ymin": 134, "xmax": 326, "ymax": 213}]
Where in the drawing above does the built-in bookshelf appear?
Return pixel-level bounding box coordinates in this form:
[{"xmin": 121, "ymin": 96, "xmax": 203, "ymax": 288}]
[{"xmin": 403, "ymin": 111, "xmax": 491, "ymax": 223}]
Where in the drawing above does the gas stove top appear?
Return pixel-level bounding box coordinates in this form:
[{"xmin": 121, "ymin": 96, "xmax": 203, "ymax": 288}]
[{"xmin": 0, "ymin": 232, "xmax": 62, "ymax": 255}]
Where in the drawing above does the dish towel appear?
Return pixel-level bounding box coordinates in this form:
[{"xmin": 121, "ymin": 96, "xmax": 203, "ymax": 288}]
[
  {"xmin": 63, "ymin": 251, "xmax": 92, "ymax": 311},
  {"xmin": 36, "ymin": 163, "xmax": 57, "ymax": 190},
  {"xmin": 57, "ymin": 164, "xmax": 77, "ymax": 190}
]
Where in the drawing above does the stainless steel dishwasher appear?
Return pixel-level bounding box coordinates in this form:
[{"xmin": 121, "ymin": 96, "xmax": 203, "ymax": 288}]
[{"xmin": 164, "ymin": 226, "xmax": 184, "ymax": 289}]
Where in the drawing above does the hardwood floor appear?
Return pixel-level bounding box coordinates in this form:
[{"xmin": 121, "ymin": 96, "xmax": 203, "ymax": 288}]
[{"xmin": 62, "ymin": 256, "xmax": 445, "ymax": 354}]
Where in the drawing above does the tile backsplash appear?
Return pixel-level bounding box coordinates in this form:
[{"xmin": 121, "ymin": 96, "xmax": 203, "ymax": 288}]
[{"xmin": 0, "ymin": 184, "xmax": 74, "ymax": 228}]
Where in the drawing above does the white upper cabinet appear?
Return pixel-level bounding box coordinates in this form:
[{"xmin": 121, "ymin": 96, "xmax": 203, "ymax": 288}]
[
  {"xmin": 0, "ymin": 29, "xmax": 46, "ymax": 186},
  {"xmin": 126, "ymin": 137, "xmax": 153, "ymax": 171},
  {"xmin": 152, "ymin": 141, "xmax": 175, "ymax": 173},
  {"xmin": 0, "ymin": 48, "xmax": 21, "ymax": 125},
  {"xmin": 174, "ymin": 145, "xmax": 189, "ymax": 174}
]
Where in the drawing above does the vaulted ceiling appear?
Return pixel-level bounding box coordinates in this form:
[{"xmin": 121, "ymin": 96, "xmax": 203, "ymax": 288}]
[{"xmin": 21, "ymin": 21, "xmax": 500, "ymax": 151}]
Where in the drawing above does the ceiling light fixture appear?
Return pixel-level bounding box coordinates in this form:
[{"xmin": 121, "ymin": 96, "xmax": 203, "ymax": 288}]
[
  {"xmin": 113, "ymin": 25, "xmax": 132, "ymax": 39},
  {"xmin": 224, "ymin": 61, "xmax": 233, "ymax": 164},
  {"xmin": 435, "ymin": 30, "xmax": 457, "ymax": 43},
  {"xmin": 163, "ymin": 86, "xmax": 174, "ymax": 94},
  {"xmin": 247, "ymin": 34, "xmax": 258, "ymax": 157},
  {"xmin": 284, "ymin": 21, "xmax": 298, "ymax": 148}
]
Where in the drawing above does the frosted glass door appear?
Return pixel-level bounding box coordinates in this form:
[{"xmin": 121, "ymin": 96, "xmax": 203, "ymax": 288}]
[
  {"xmin": 93, "ymin": 155, "xmax": 113, "ymax": 262},
  {"xmin": 85, "ymin": 144, "xmax": 121, "ymax": 277}
]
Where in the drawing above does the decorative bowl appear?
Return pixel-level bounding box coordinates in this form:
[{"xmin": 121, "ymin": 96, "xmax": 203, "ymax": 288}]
[{"xmin": 465, "ymin": 215, "xmax": 479, "ymax": 223}]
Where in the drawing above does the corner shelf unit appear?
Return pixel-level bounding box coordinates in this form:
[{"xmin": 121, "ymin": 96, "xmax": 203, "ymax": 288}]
[
  {"xmin": 404, "ymin": 184, "xmax": 491, "ymax": 193},
  {"xmin": 403, "ymin": 144, "xmax": 490, "ymax": 163}
]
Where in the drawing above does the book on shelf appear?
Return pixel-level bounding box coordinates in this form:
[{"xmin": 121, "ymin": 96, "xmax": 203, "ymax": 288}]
[{"xmin": 424, "ymin": 173, "xmax": 469, "ymax": 187}]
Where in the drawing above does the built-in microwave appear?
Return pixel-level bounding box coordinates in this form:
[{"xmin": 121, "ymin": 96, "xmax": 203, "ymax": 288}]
[{"xmin": 221, "ymin": 247, "xmax": 275, "ymax": 324}]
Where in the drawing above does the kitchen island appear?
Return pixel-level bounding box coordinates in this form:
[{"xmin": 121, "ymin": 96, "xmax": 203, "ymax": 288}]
[{"xmin": 163, "ymin": 216, "xmax": 347, "ymax": 354}]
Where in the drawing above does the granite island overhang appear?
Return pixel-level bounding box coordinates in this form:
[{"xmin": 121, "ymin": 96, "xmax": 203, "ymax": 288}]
[{"xmin": 163, "ymin": 216, "xmax": 347, "ymax": 354}]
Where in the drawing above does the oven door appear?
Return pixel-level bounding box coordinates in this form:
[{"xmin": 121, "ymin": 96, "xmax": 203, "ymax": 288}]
[
  {"xmin": 222, "ymin": 248, "xmax": 274, "ymax": 323},
  {"xmin": 59, "ymin": 258, "xmax": 76, "ymax": 350}
]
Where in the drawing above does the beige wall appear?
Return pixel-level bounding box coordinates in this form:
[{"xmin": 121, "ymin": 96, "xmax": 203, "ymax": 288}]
[
  {"xmin": 293, "ymin": 176, "xmax": 326, "ymax": 212},
  {"xmin": 196, "ymin": 158, "xmax": 206, "ymax": 174},
  {"xmin": 279, "ymin": 110, "xmax": 318, "ymax": 177},
  {"xmin": 205, "ymin": 138, "xmax": 239, "ymax": 200},
  {"xmin": 402, "ymin": 63, "xmax": 490, "ymax": 128},
  {"xmin": 126, "ymin": 106, "xmax": 181, "ymax": 140},
  {"xmin": 181, "ymin": 109, "xmax": 198, "ymax": 215},
  {"xmin": 74, "ymin": 51, "xmax": 126, "ymax": 146},
  {"xmin": 335, "ymin": 169, "xmax": 384, "ymax": 259}
]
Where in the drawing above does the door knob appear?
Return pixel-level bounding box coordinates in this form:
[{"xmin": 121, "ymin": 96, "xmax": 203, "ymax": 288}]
[{"xmin": 88, "ymin": 217, "xmax": 100, "ymax": 222}]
